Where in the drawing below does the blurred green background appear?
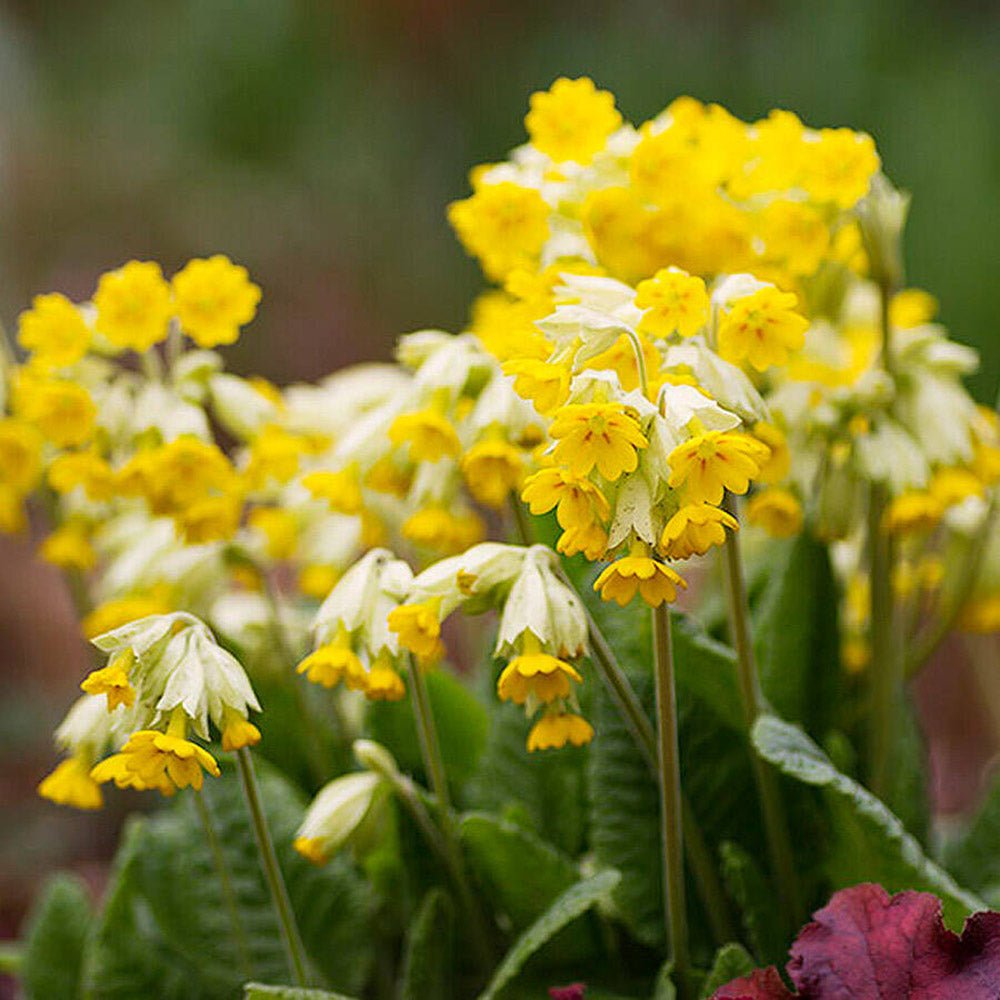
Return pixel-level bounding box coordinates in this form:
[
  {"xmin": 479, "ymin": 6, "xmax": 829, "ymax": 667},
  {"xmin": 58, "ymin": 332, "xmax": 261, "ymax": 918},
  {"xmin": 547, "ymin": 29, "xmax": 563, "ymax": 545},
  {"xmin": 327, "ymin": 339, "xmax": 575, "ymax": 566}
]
[{"xmin": 1, "ymin": 0, "xmax": 998, "ymax": 959}]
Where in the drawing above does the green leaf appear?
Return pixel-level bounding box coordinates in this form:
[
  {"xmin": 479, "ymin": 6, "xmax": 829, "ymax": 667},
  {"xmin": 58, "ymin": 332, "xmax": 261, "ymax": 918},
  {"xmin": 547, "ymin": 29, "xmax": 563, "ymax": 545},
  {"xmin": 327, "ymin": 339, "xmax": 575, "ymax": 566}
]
[
  {"xmin": 460, "ymin": 812, "xmax": 577, "ymax": 930},
  {"xmin": 243, "ymin": 986, "xmax": 359, "ymax": 1000},
  {"xmin": 476, "ymin": 870, "xmax": 621, "ymax": 1000},
  {"xmin": 718, "ymin": 842, "xmax": 787, "ymax": 967},
  {"xmin": 699, "ymin": 942, "xmax": 756, "ymax": 997},
  {"xmin": 752, "ymin": 714, "xmax": 983, "ymax": 927},
  {"xmin": 465, "ymin": 701, "xmax": 587, "ymax": 856},
  {"xmin": 19, "ymin": 872, "xmax": 92, "ymax": 1000},
  {"xmin": 83, "ymin": 759, "xmax": 375, "ymax": 999},
  {"xmin": 652, "ymin": 963, "xmax": 677, "ymax": 1000},
  {"xmin": 366, "ymin": 668, "xmax": 489, "ymax": 789},
  {"xmin": 942, "ymin": 772, "xmax": 1000, "ymax": 905},
  {"xmin": 398, "ymin": 889, "xmax": 454, "ymax": 1000},
  {"xmin": 753, "ymin": 534, "xmax": 842, "ymax": 736}
]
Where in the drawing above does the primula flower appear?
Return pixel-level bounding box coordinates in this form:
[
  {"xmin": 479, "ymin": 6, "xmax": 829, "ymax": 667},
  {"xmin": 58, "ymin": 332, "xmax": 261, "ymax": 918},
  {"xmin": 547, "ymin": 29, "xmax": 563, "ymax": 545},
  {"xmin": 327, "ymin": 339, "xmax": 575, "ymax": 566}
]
[
  {"xmin": 659, "ymin": 502, "xmax": 738, "ymax": 560},
  {"xmin": 890, "ymin": 287, "xmax": 938, "ymax": 329},
  {"xmin": 388, "ymin": 408, "xmax": 461, "ymax": 462},
  {"xmin": 882, "ymin": 490, "xmax": 943, "ymax": 535},
  {"xmin": 247, "ymin": 506, "xmax": 299, "ymax": 560},
  {"xmin": 800, "ymin": 127, "xmax": 880, "ymax": 209},
  {"xmin": 39, "ymin": 523, "xmax": 97, "ymax": 572},
  {"xmin": 667, "ymin": 431, "xmax": 770, "ymax": 506},
  {"xmin": 717, "ymin": 286, "xmax": 808, "ymax": 371},
  {"xmin": 102, "ymin": 726, "xmax": 221, "ymax": 793},
  {"xmin": 177, "ymin": 493, "xmax": 243, "ymax": 544},
  {"xmin": 82, "ymin": 592, "xmax": 174, "ymax": 640},
  {"xmin": 37, "ymin": 756, "xmax": 104, "ymax": 811},
  {"xmin": 17, "ymin": 292, "xmax": 91, "ymax": 367},
  {"xmin": 556, "ymin": 521, "xmax": 609, "ymax": 561},
  {"xmin": 746, "ymin": 488, "xmax": 804, "ymax": 538},
  {"xmin": 14, "ymin": 377, "xmax": 96, "ymax": 447},
  {"xmin": 0, "ymin": 419, "xmax": 44, "ymax": 494},
  {"xmin": 294, "ymin": 770, "xmax": 388, "ymax": 865},
  {"xmin": 521, "ymin": 466, "xmax": 611, "ymax": 530},
  {"xmin": 302, "ymin": 466, "xmax": 364, "ymax": 515},
  {"xmin": 365, "ymin": 654, "xmax": 406, "ymax": 701},
  {"xmin": 172, "ymin": 255, "xmax": 261, "ymax": 348},
  {"xmin": 525, "ymin": 76, "xmax": 622, "ymax": 165},
  {"xmin": 387, "ymin": 599, "xmax": 444, "ymax": 661},
  {"xmin": 402, "ymin": 507, "xmax": 485, "ymax": 555},
  {"xmin": 460, "ymin": 438, "xmax": 525, "ymax": 508},
  {"xmin": 527, "ymin": 710, "xmax": 594, "ymax": 751},
  {"xmin": 752, "ymin": 421, "xmax": 791, "ymax": 484},
  {"xmin": 549, "ymin": 402, "xmax": 649, "ymax": 481},
  {"xmin": 635, "ymin": 267, "xmax": 710, "ymax": 339},
  {"xmin": 593, "ymin": 551, "xmax": 687, "ymax": 607},
  {"xmin": 93, "ymin": 260, "xmax": 173, "ymax": 352},
  {"xmin": 497, "ymin": 652, "xmax": 582, "ymax": 705},
  {"xmin": 448, "ymin": 181, "xmax": 550, "ymax": 281},
  {"xmin": 244, "ymin": 425, "xmax": 312, "ymax": 488},
  {"xmin": 502, "ymin": 359, "xmax": 571, "ymax": 415},
  {"xmin": 220, "ymin": 710, "xmax": 262, "ymax": 752},
  {"xmin": 48, "ymin": 449, "xmax": 116, "ymax": 501},
  {"xmin": 80, "ymin": 659, "xmax": 136, "ymax": 712},
  {"xmin": 297, "ymin": 637, "xmax": 368, "ymax": 691}
]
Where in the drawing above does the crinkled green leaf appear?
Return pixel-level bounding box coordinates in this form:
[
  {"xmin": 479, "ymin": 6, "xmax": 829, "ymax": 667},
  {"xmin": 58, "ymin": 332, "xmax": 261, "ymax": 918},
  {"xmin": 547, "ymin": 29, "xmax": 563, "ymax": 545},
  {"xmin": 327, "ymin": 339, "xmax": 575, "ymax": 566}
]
[
  {"xmin": 398, "ymin": 889, "xmax": 454, "ymax": 1000},
  {"xmin": 719, "ymin": 842, "xmax": 788, "ymax": 968},
  {"xmin": 752, "ymin": 714, "xmax": 982, "ymax": 928},
  {"xmin": 20, "ymin": 872, "xmax": 91, "ymax": 1000},
  {"xmin": 700, "ymin": 942, "xmax": 757, "ymax": 997},
  {"xmin": 477, "ymin": 870, "xmax": 621, "ymax": 1000}
]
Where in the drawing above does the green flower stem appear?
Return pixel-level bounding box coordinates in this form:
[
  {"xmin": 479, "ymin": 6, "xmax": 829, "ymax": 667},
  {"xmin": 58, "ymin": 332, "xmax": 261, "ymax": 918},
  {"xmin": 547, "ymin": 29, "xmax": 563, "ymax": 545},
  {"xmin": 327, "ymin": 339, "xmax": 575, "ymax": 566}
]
[
  {"xmin": 404, "ymin": 655, "xmax": 494, "ymax": 972},
  {"xmin": 651, "ymin": 604, "xmax": 690, "ymax": 990},
  {"xmin": 193, "ymin": 791, "xmax": 254, "ymax": 980},
  {"xmin": 721, "ymin": 505, "xmax": 802, "ymax": 930},
  {"xmin": 235, "ymin": 748, "xmax": 311, "ymax": 988}
]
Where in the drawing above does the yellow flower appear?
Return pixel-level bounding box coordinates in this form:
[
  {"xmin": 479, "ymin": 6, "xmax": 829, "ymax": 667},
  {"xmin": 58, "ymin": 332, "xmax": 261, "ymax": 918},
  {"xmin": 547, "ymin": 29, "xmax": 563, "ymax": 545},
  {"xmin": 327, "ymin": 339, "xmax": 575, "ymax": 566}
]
[
  {"xmin": 717, "ymin": 286, "xmax": 808, "ymax": 371},
  {"xmin": 525, "ymin": 76, "xmax": 621, "ymax": 165},
  {"xmin": 756, "ymin": 200, "xmax": 830, "ymax": 278},
  {"xmin": 448, "ymin": 181, "xmax": 550, "ymax": 281},
  {"xmin": 387, "ymin": 600, "xmax": 444, "ymax": 660},
  {"xmin": 38, "ymin": 757, "xmax": 103, "ymax": 811},
  {"xmin": 48, "ymin": 450, "xmax": 116, "ymax": 501},
  {"xmin": 667, "ymin": 431, "xmax": 770, "ymax": 506},
  {"xmin": 365, "ymin": 654, "xmax": 406, "ymax": 701},
  {"xmin": 298, "ymin": 564, "xmax": 339, "ymax": 600},
  {"xmin": 244, "ymin": 425, "xmax": 311, "ymax": 488},
  {"xmin": 40, "ymin": 523, "xmax": 96, "ymax": 572},
  {"xmin": 364, "ymin": 457, "xmax": 412, "ymax": 498},
  {"xmin": 388, "ymin": 409, "xmax": 461, "ymax": 463},
  {"xmin": 17, "ymin": 293, "xmax": 91, "ymax": 367},
  {"xmin": 959, "ymin": 594, "xmax": 1000, "ymax": 634},
  {"xmin": 752, "ymin": 421, "xmax": 791, "ymax": 484},
  {"xmin": 297, "ymin": 641, "xmax": 368, "ymax": 691},
  {"xmin": 15, "ymin": 377, "xmax": 96, "ymax": 447},
  {"xmin": 635, "ymin": 268, "xmax": 709, "ymax": 339},
  {"xmin": 593, "ymin": 553, "xmax": 687, "ymax": 607},
  {"xmin": 746, "ymin": 488, "xmax": 803, "ymax": 538},
  {"xmin": 659, "ymin": 503, "xmax": 737, "ymax": 560},
  {"xmin": 890, "ymin": 288, "xmax": 937, "ymax": 329},
  {"xmin": 461, "ymin": 439, "xmax": 525, "ymax": 508},
  {"xmin": 82, "ymin": 591, "xmax": 173, "ymax": 639},
  {"xmin": 293, "ymin": 837, "xmax": 327, "ymax": 865},
  {"xmin": 402, "ymin": 507, "xmax": 485, "ymax": 555},
  {"xmin": 247, "ymin": 506, "xmax": 298, "ymax": 560},
  {"xmin": 221, "ymin": 711, "xmax": 261, "ymax": 752},
  {"xmin": 882, "ymin": 491, "xmax": 943, "ymax": 536},
  {"xmin": 0, "ymin": 486, "xmax": 27, "ymax": 534},
  {"xmin": 301, "ymin": 466, "xmax": 363, "ymax": 515},
  {"xmin": 502, "ymin": 359, "xmax": 571, "ymax": 415},
  {"xmin": 104, "ymin": 729, "xmax": 220, "ymax": 792},
  {"xmin": 172, "ymin": 255, "xmax": 261, "ymax": 348},
  {"xmin": 550, "ymin": 403, "xmax": 648, "ymax": 481},
  {"xmin": 176, "ymin": 493, "xmax": 243, "ymax": 544},
  {"xmin": 928, "ymin": 467, "xmax": 983, "ymax": 508},
  {"xmin": 497, "ymin": 653, "xmax": 582, "ymax": 705},
  {"xmin": 81, "ymin": 658, "xmax": 135, "ymax": 712},
  {"xmin": 801, "ymin": 127, "xmax": 880, "ymax": 209},
  {"xmin": 89, "ymin": 753, "xmax": 175, "ymax": 796},
  {"xmin": 527, "ymin": 710, "xmax": 594, "ymax": 752},
  {"xmin": 0, "ymin": 419, "xmax": 44, "ymax": 493},
  {"xmin": 521, "ymin": 466, "xmax": 610, "ymax": 530},
  {"xmin": 93, "ymin": 260, "xmax": 173, "ymax": 352},
  {"xmin": 556, "ymin": 521, "xmax": 609, "ymax": 561}
]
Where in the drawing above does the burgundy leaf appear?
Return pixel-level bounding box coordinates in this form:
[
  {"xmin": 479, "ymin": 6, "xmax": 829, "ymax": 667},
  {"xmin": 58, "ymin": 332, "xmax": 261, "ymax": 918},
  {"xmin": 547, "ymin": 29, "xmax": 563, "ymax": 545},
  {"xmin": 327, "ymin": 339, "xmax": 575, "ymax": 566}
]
[
  {"xmin": 789, "ymin": 882, "xmax": 1000, "ymax": 999},
  {"xmin": 548, "ymin": 983, "xmax": 587, "ymax": 1000},
  {"xmin": 712, "ymin": 883, "xmax": 1000, "ymax": 999},
  {"xmin": 712, "ymin": 966, "xmax": 795, "ymax": 998}
]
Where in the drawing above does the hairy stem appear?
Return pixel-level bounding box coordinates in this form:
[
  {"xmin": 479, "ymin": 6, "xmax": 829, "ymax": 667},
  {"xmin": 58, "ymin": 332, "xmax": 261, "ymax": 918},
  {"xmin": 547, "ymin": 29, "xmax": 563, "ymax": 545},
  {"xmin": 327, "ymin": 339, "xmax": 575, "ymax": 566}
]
[{"xmin": 235, "ymin": 748, "xmax": 310, "ymax": 987}]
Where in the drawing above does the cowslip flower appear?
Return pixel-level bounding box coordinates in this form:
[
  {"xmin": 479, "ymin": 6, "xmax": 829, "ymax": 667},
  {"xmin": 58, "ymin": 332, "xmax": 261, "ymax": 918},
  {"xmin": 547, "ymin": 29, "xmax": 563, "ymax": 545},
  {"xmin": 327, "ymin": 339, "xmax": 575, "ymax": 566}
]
[
  {"xmin": 502, "ymin": 359, "xmax": 571, "ymax": 415},
  {"xmin": 525, "ymin": 76, "xmax": 621, "ymax": 165},
  {"xmin": 549, "ymin": 402, "xmax": 648, "ymax": 480},
  {"xmin": 172, "ymin": 255, "xmax": 261, "ymax": 348},
  {"xmin": 521, "ymin": 466, "xmax": 611, "ymax": 530},
  {"xmin": 593, "ymin": 544, "xmax": 687, "ymax": 608},
  {"xmin": 93, "ymin": 260, "xmax": 173, "ymax": 352},
  {"xmin": 17, "ymin": 293, "xmax": 91, "ymax": 368},
  {"xmin": 667, "ymin": 430, "xmax": 770, "ymax": 506},
  {"xmin": 0, "ymin": 419, "xmax": 44, "ymax": 494},
  {"xmin": 717, "ymin": 285, "xmax": 808, "ymax": 371},
  {"xmin": 388, "ymin": 408, "xmax": 461, "ymax": 463},
  {"xmin": 14, "ymin": 376, "xmax": 96, "ymax": 447},
  {"xmin": 527, "ymin": 710, "xmax": 594, "ymax": 751},
  {"xmin": 746, "ymin": 488, "xmax": 804, "ymax": 538},
  {"xmin": 659, "ymin": 502, "xmax": 738, "ymax": 560},
  {"xmin": 460, "ymin": 438, "xmax": 525, "ymax": 508},
  {"xmin": 635, "ymin": 267, "xmax": 710, "ymax": 339}
]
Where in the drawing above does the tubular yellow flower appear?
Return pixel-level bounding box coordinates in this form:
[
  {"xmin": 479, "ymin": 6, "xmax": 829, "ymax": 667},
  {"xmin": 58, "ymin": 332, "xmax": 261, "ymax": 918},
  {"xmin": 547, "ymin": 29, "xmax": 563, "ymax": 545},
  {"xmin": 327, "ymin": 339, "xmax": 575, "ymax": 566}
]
[
  {"xmin": 746, "ymin": 488, "xmax": 804, "ymax": 538},
  {"xmin": 448, "ymin": 181, "xmax": 550, "ymax": 281},
  {"xmin": 556, "ymin": 521, "xmax": 609, "ymax": 561},
  {"xmin": 176, "ymin": 493, "xmax": 243, "ymax": 544},
  {"xmin": 659, "ymin": 503, "xmax": 738, "ymax": 560},
  {"xmin": 388, "ymin": 409, "xmax": 461, "ymax": 463},
  {"xmin": 752, "ymin": 421, "xmax": 791, "ymax": 484},
  {"xmin": 928, "ymin": 467, "xmax": 983, "ymax": 507},
  {"xmin": 48, "ymin": 450, "xmax": 115, "ymax": 501},
  {"xmin": 402, "ymin": 507, "xmax": 485, "ymax": 555},
  {"xmin": 549, "ymin": 402, "xmax": 648, "ymax": 481},
  {"xmin": 89, "ymin": 753, "xmax": 175, "ymax": 796},
  {"xmin": 667, "ymin": 431, "xmax": 770, "ymax": 506},
  {"xmin": 365, "ymin": 654, "xmax": 406, "ymax": 702},
  {"xmin": 890, "ymin": 288, "xmax": 937, "ymax": 329},
  {"xmin": 364, "ymin": 457, "xmax": 412, "ymax": 498},
  {"xmin": 525, "ymin": 76, "xmax": 622, "ymax": 165},
  {"xmin": 17, "ymin": 293, "xmax": 91, "ymax": 367},
  {"xmin": 221, "ymin": 711, "xmax": 262, "ymax": 752},
  {"xmin": 93, "ymin": 260, "xmax": 173, "ymax": 352},
  {"xmin": 172, "ymin": 255, "xmax": 261, "ymax": 348},
  {"xmin": 39, "ymin": 523, "xmax": 97, "ymax": 572},
  {"xmin": 244, "ymin": 425, "xmax": 312, "ymax": 488},
  {"xmin": 593, "ymin": 550, "xmax": 687, "ymax": 608},
  {"xmin": 801, "ymin": 127, "xmax": 880, "ymax": 208},
  {"xmin": 247, "ymin": 506, "xmax": 298, "ymax": 560},
  {"xmin": 15, "ymin": 377, "xmax": 96, "ymax": 447},
  {"xmin": 297, "ymin": 639, "xmax": 368, "ymax": 691},
  {"xmin": 717, "ymin": 286, "xmax": 808, "ymax": 371},
  {"xmin": 387, "ymin": 599, "xmax": 444, "ymax": 660},
  {"xmin": 38, "ymin": 757, "xmax": 104, "ymax": 811},
  {"xmin": 527, "ymin": 710, "xmax": 594, "ymax": 752},
  {"xmin": 81, "ymin": 658, "xmax": 136, "ymax": 712},
  {"xmin": 461, "ymin": 439, "xmax": 525, "ymax": 508},
  {"xmin": 298, "ymin": 564, "xmax": 340, "ymax": 601},
  {"xmin": 501, "ymin": 359, "xmax": 571, "ymax": 415},
  {"xmin": 497, "ymin": 653, "xmax": 582, "ymax": 705},
  {"xmin": 107, "ymin": 729, "xmax": 221, "ymax": 793},
  {"xmin": 82, "ymin": 592, "xmax": 173, "ymax": 640},
  {"xmin": 882, "ymin": 491, "xmax": 943, "ymax": 536},
  {"xmin": 301, "ymin": 465, "xmax": 364, "ymax": 515},
  {"xmin": 521, "ymin": 466, "xmax": 610, "ymax": 529},
  {"xmin": 635, "ymin": 267, "xmax": 709, "ymax": 339},
  {"xmin": 0, "ymin": 419, "xmax": 44, "ymax": 494}
]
